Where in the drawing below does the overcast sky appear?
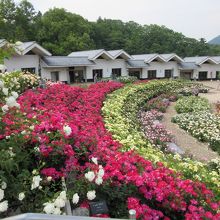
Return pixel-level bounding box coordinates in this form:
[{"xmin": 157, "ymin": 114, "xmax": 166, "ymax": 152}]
[{"xmin": 16, "ymin": 0, "xmax": 219, "ymax": 41}]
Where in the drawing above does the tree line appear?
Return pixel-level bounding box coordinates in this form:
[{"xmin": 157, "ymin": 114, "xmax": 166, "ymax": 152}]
[{"xmin": 1, "ymin": 0, "xmax": 220, "ymax": 57}]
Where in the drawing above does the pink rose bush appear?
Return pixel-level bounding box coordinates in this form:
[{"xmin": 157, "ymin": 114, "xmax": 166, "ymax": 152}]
[
  {"xmin": 139, "ymin": 110, "xmax": 174, "ymax": 148},
  {"xmin": 0, "ymin": 81, "xmax": 219, "ymax": 219}
]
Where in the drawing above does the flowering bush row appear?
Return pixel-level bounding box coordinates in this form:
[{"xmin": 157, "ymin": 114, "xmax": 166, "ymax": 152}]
[
  {"xmin": 0, "ymin": 71, "xmax": 39, "ymax": 95},
  {"xmin": 172, "ymin": 111, "xmax": 220, "ymax": 154},
  {"xmin": 102, "ymin": 80, "xmax": 220, "ymax": 198},
  {"xmin": 1, "ymin": 81, "xmax": 220, "ymax": 219},
  {"xmin": 175, "ymin": 96, "xmax": 211, "ymax": 113},
  {"xmin": 142, "ymin": 94, "xmax": 177, "ymax": 113},
  {"xmin": 177, "ymin": 81, "xmax": 209, "ymax": 96},
  {"xmin": 138, "ymin": 110, "xmax": 174, "ymax": 150}
]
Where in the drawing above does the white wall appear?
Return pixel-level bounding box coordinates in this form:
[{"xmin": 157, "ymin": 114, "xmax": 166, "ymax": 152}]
[
  {"xmin": 41, "ymin": 67, "xmax": 69, "ymax": 82},
  {"xmin": 141, "ymin": 61, "xmax": 180, "ymax": 79},
  {"xmin": 86, "ymin": 59, "xmax": 128, "ymax": 79},
  {"xmin": 4, "ymin": 55, "xmax": 40, "ymax": 73},
  {"xmin": 193, "ymin": 64, "xmax": 220, "ymax": 79}
]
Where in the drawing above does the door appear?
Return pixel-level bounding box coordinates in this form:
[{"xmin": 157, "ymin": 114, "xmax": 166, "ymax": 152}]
[
  {"xmin": 69, "ymin": 70, "xmax": 75, "ymax": 83},
  {"xmin": 69, "ymin": 70, "xmax": 84, "ymax": 83},
  {"xmin": 51, "ymin": 71, "xmax": 59, "ymax": 82},
  {"xmin": 165, "ymin": 69, "xmax": 172, "ymax": 78},
  {"xmin": 180, "ymin": 72, "xmax": 192, "ymax": 80},
  {"xmin": 199, "ymin": 71, "xmax": 208, "ymax": 80},
  {"xmin": 129, "ymin": 70, "xmax": 141, "ymax": 79},
  {"xmin": 148, "ymin": 70, "xmax": 157, "ymax": 79}
]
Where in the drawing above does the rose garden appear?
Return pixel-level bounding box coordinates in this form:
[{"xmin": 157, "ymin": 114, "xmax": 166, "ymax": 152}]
[{"xmin": 0, "ymin": 71, "xmax": 220, "ymax": 219}]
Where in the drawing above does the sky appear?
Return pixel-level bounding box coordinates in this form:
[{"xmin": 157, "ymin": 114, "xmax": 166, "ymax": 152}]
[{"xmin": 15, "ymin": 0, "xmax": 220, "ymax": 41}]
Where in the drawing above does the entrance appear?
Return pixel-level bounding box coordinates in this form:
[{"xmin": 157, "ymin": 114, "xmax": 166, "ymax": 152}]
[
  {"xmin": 198, "ymin": 71, "xmax": 208, "ymax": 80},
  {"xmin": 69, "ymin": 69, "xmax": 84, "ymax": 83},
  {"xmin": 129, "ymin": 70, "xmax": 141, "ymax": 79},
  {"xmin": 180, "ymin": 72, "xmax": 192, "ymax": 80}
]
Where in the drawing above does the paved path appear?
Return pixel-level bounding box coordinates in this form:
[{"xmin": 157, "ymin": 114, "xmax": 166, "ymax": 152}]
[
  {"xmin": 199, "ymin": 81, "xmax": 220, "ymax": 112},
  {"xmin": 162, "ymin": 102, "xmax": 219, "ymax": 162}
]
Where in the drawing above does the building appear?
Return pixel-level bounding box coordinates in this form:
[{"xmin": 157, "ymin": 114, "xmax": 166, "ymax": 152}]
[
  {"xmin": 40, "ymin": 49, "xmax": 132, "ymax": 83},
  {"xmin": 128, "ymin": 53, "xmax": 183, "ymax": 79},
  {"xmin": 0, "ymin": 40, "xmax": 51, "ymax": 75},
  {"xmin": 180, "ymin": 56, "xmax": 220, "ymax": 80},
  {"xmin": 1, "ymin": 39, "xmax": 220, "ymax": 82}
]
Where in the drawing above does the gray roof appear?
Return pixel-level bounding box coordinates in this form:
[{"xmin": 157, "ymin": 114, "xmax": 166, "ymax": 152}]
[
  {"xmin": 42, "ymin": 56, "xmax": 95, "ymax": 67},
  {"xmin": 160, "ymin": 53, "xmax": 183, "ymax": 62},
  {"xmin": 184, "ymin": 56, "xmax": 218, "ymax": 65},
  {"xmin": 212, "ymin": 56, "xmax": 220, "ymax": 63},
  {"xmin": 179, "ymin": 62, "xmax": 198, "ymax": 70},
  {"xmin": 132, "ymin": 54, "xmax": 158, "ymax": 61},
  {"xmin": 68, "ymin": 49, "xmax": 108, "ymax": 60},
  {"xmin": 127, "ymin": 60, "xmax": 149, "ymax": 68},
  {"xmin": 107, "ymin": 50, "xmax": 122, "ymax": 57},
  {"xmin": 107, "ymin": 49, "xmax": 131, "ymax": 59},
  {"xmin": 131, "ymin": 53, "xmax": 168, "ymax": 63},
  {"xmin": 15, "ymin": 41, "xmax": 35, "ymax": 52},
  {"xmin": 14, "ymin": 41, "xmax": 52, "ymax": 56}
]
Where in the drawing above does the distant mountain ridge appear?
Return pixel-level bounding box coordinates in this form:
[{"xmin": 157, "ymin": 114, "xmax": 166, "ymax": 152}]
[{"xmin": 208, "ymin": 35, "xmax": 220, "ymax": 45}]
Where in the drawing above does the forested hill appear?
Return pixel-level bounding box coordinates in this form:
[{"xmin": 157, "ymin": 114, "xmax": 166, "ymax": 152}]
[{"xmin": 1, "ymin": 0, "xmax": 220, "ymax": 56}]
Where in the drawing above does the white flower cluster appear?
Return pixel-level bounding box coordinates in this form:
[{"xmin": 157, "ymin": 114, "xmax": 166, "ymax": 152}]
[
  {"xmin": 63, "ymin": 125, "xmax": 72, "ymax": 136},
  {"xmin": 72, "ymin": 190, "xmax": 96, "ymax": 205},
  {"xmin": 0, "ymin": 181, "xmax": 8, "ymax": 213},
  {"xmin": 0, "ymin": 79, "xmax": 20, "ymax": 113},
  {"xmin": 173, "ymin": 111, "xmax": 220, "ymax": 145},
  {"xmin": 31, "ymin": 175, "xmax": 42, "ymax": 190},
  {"xmin": 43, "ymin": 191, "xmax": 67, "ymax": 215},
  {"xmin": 18, "ymin": 192, "xmax": 25, "ymax": 201},
  {"xmin": 84, "ymin": 157, "xmax": 105, "ymax": 185}
]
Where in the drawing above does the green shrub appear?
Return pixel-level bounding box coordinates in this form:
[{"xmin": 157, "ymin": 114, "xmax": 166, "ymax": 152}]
[
  {"xmin": 116, "ymin": 76, "xmax": 138, "ymax": 84},
  {"xmin": 175, "ymin": 96, "xmax": 210, "ymax": 113}
]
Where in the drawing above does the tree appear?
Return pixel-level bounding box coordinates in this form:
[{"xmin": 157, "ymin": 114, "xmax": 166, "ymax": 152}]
[
  {"xmin": 0, "ymin": 0, "xmax": 39, "ymax": 41},
  {"xmin": 36, "ymin": 8, "xmax": 95, "ymax": 55}
]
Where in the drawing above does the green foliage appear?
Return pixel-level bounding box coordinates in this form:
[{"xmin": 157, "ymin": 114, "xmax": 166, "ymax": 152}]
[
  {"xmin": 37, "ymin": 8, "xmax": 95, "ymax": 55},
  {"xmin": 116, "ymin": 76, "xmax": 137, "ymax": 84},
  {"xmin": 175, "ymin": 96, "xmax": 211, "ymax": 113},
  {"xmin": 0, "ymin": 0, "xmax": 219, "ymax": 56},
  {"xmin": 0, "ymin": 43, "xmax": 15, "ymax": 63}
]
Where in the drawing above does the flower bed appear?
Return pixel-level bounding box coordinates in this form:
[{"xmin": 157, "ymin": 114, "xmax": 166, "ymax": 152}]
[
  {"xmin": 175, "ymin": 96, "xmax": 210, "ymax": 113},
  {"xmin": 0, "ymin": 71, "xmax": 39, "ymax": 95},
  {"xmin": 1, "ymin": 81, "xmax": 220, "ymax": 219},
  {"xmin": 102, "ymin": 80, "xmax": 220, "ymax": 198},
  {"xmin": 172, "ymin": 111, "xmax": 220, "ymax": 154},
  {"xmin": 139, "ymin": 110, "xmax": 174, "ymax": 149}
]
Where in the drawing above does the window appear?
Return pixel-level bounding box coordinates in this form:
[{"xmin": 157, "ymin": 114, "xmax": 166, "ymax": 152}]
[
  {"xmin": 165, "ymin": 69, "xmax": 172, "ymax": 78},
  {"xmin": 51, "ymin": 71, "xmax": 59, "ymax": 82},
  {"xmin": 112, "ymin": 68, "xmax": 121, "ymax": 78},
  {"xmin": 148, "ymin": 70, "xmax": 157, "ymax": 79},
  {"xmin": 129, "ymin": 70, "xmax": 140, "ymax": 79},
  {"xmin": 198, "ymin": 71, "xmax": 207, "ymax": 80},
  {"xmin": 21, "ymin": 68, "xmax": 36, "ymax": 74},
  {"xmin": 93, "ymin": 69, "xmax": 103, "ymax": 80}
]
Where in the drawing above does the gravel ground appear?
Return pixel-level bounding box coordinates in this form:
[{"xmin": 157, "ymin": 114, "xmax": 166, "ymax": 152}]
[
  {"xmin": 199, "ymin": 81, "xmax": 220, "ymax": 113},
  {"xmin": 162, "ymin": 101, "xmax": 219, "ymax": 163}
]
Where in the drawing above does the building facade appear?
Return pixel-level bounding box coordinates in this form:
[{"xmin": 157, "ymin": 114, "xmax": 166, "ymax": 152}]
[{"xmin": 1, "ymin": 39, "xmax": 220, "ymax": 82}]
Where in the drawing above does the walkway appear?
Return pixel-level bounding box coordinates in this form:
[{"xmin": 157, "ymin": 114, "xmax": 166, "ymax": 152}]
[
  {"xmin": 199, "ymin": 81, "xmax": 220, "ymax": 112},
  {"xmin": 162, "ymin": 102, "xmax": 219, "ymax": 162}
]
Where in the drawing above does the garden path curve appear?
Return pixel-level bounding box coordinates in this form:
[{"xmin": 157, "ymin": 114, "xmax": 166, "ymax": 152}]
[{"xmin": 162, "ymin": 102, "xmax": 219, "ymax": 162}]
